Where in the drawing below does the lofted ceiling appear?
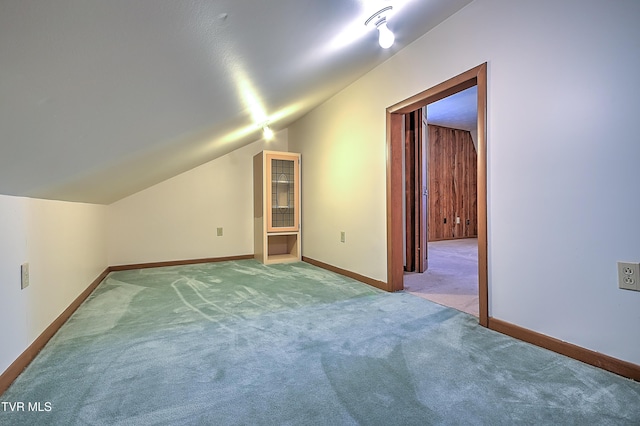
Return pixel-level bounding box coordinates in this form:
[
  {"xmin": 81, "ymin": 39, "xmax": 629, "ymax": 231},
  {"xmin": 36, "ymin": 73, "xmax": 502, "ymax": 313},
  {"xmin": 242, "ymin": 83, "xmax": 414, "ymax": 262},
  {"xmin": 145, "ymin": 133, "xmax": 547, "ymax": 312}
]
[{"xmin": 0, "ymin": 0, "xmax": 472, "ymax": 204}]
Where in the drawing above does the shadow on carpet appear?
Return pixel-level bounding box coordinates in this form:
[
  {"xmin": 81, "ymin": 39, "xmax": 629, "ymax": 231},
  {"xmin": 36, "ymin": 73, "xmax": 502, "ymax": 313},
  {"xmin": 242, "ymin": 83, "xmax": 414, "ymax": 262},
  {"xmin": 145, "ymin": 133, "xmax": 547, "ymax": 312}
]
[{"xmin": 1, "ymin": 260, "xmax": 639, "ymax": 425}]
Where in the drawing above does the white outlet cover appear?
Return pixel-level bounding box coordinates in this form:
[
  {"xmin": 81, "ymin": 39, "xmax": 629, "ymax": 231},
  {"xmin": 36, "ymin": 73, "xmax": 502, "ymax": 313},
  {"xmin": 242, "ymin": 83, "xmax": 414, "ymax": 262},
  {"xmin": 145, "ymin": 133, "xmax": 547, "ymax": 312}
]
[
  {"xmin": 21, "ymin": 262, "xmax": 29, "ymax": 289},
  {"xmin": 617, "ymin": 261, "xmax": 640, "ymax": 291}
]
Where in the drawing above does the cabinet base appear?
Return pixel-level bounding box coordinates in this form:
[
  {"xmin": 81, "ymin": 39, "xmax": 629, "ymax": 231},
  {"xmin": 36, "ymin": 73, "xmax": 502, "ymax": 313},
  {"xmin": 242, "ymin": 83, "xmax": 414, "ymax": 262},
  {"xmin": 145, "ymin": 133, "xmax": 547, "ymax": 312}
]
[{"xmin": 264, "ymin": 233, "xmax": 300, "ymax": 264}]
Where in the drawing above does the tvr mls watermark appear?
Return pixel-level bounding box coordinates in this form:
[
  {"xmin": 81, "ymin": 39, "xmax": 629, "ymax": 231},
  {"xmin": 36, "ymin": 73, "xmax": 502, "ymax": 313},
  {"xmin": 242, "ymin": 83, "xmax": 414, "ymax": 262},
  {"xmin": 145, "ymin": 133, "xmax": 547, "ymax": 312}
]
[{"xmin": 1, "ymin": 401, "xmax": 52, "ymax": 412}]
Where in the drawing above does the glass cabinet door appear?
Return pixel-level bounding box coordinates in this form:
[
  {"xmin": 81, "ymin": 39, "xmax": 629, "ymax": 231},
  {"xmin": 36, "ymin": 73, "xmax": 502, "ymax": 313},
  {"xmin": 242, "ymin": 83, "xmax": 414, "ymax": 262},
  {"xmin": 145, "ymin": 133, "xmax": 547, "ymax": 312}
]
[{"xmin": 266, "ymin": 153, "xmax": 299, "ymax": 232}]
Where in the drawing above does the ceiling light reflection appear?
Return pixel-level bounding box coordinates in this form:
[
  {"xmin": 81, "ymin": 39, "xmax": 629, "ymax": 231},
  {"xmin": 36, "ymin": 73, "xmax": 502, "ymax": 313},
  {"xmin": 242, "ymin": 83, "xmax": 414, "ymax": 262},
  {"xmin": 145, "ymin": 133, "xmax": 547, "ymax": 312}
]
[
  {"xmin": 216, "ymin": 102, "xmax": 305, "ymax": 146},
  {"xmin": 236, "ymin": 75, "xmax": 268, "ymax": 125},
  {"xmin": 328, "ymin": 22, "xmax": 369, "ymax": 50}
]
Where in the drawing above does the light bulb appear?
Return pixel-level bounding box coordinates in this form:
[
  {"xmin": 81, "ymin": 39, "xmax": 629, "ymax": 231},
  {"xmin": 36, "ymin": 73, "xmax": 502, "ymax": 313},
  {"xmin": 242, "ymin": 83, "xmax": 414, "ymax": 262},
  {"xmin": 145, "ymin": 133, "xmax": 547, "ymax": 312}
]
[
  {"xmin": 377, "ymin": 22, "xmax": 394, "ymax": 49},
  {"xmin": 263, "ymin": 125, "xmax": 274, "ymax": 140}
]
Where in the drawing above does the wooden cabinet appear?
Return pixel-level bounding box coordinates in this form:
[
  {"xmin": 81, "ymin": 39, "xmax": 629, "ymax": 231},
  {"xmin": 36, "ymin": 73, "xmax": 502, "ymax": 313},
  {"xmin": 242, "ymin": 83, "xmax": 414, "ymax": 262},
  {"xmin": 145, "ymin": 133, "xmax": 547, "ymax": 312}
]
[{"xmin": 253, "ymin": 151, "xmax": 301, "ymax": 264}]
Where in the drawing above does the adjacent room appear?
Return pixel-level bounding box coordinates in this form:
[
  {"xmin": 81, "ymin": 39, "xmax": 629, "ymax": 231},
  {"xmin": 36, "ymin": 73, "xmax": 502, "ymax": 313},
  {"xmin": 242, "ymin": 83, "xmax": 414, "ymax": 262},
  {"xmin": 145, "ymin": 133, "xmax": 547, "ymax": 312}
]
[
  {"xmin": 1, "ymin": 0, "xmax": 639, "ymax": 424},
  {"xmin": 403, "ymin": 87, "xmax": 481, "ymax": 317}
]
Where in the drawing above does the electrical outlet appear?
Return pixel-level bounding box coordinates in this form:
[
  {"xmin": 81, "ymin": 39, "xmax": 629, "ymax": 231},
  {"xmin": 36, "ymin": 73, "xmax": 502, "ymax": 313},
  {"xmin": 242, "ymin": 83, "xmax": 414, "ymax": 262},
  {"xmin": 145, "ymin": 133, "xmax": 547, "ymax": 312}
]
[
  {"xmin": 217, "ymin": 227, "xmax": 223, "ymax": 237},
  {"xmin": 617, "ymin": 262, "xmax": 640, "ymax": 291},
  {"xmin": 456, "ymin": 217, "xmax": 461, "ymax": 224},
  {"xmin": 21, "ymin": 263, "xmax": 29, "ymax": 289},
  {"xmin": 340, "ymin": 231, "xmax": 346, "ymax": 243}
]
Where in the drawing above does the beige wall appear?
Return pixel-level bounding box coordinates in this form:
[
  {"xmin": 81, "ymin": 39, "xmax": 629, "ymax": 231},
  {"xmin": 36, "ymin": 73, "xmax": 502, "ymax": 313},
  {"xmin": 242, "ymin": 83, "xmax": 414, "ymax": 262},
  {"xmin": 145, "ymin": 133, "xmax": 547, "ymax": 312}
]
[
  {"xmin": 0, "ymin": 195, "xmax": 107, "ymax": 374},
  {"xmin": 288, "ymin": 84, "xmax": 389, "ymax": 282},
  {"xmin": 107, "ymin": 131, "xmax": 288, "ymax": 266},
  {"xmin": 289, "ymin": 0, "xmax": 640, "ymax": 364}
]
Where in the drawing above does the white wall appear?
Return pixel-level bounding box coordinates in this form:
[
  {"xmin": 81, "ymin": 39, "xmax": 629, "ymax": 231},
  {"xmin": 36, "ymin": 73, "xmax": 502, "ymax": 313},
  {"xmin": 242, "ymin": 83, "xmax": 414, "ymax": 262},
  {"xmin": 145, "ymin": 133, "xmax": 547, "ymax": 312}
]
[
  {"xmin": 288, "ymin": 0, "xmax": 640, "ymax": 364},
  {"xmin": 108, "ymin": 131, "xmax": 288, "ymax": 266},
  {"xmin": 0, "ymin": 196, "xmax": 29, "ymax": 375},
  {"xmin": 0, "ymin": 195, "xmax": 107, "ymax": 374}
]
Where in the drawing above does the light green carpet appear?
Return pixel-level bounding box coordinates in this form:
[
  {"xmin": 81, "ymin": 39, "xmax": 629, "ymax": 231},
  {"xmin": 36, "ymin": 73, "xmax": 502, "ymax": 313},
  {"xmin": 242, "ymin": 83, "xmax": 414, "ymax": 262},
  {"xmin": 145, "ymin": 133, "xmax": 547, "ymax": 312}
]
[{"xmin": 1, "ymin": 260, "xmax": 639, "ymax": 425}]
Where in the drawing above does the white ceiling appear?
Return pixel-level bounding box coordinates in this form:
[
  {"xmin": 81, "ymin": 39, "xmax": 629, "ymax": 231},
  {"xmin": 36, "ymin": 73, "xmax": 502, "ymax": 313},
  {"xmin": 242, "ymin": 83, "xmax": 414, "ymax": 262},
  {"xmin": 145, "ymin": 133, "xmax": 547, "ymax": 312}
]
[
  {"xmin": 0, "ymin": 0, "xmax": 472, "ymax": 204},
  {"xmin": 427, "ymin": 86, "xmax": 477, "ymax": 131}
]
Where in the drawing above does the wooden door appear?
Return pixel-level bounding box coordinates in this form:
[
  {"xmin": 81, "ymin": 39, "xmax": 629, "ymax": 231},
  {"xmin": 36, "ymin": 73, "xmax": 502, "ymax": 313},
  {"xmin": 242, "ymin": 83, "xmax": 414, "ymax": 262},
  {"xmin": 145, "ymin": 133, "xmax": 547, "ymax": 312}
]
[
  {"xmin": 404, "ymin": 113, "xmax": 417, "ymax": 272},
  {"xmin": 419, "ymin": 107, "xmax": 428, "ymax": 271},
  {"xmin": 404, "ymin": 109, "xmax": 427, "ymax": 273}
]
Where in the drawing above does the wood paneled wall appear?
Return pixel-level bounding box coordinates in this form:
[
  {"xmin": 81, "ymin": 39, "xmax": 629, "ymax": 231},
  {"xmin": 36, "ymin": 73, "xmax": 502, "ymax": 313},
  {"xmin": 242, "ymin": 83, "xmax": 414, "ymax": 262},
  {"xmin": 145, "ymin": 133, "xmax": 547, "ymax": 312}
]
[{"xmin": 428, "ymin": 125, "xmax": 477, "ymax": 241}]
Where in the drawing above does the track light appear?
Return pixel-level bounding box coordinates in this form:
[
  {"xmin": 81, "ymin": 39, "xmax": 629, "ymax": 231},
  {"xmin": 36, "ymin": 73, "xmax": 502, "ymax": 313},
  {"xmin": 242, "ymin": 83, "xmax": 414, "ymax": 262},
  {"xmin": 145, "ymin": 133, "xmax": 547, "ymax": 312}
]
[{"xmin": 365, "ymin": 6, "xmax": 395, "ymax": 49}]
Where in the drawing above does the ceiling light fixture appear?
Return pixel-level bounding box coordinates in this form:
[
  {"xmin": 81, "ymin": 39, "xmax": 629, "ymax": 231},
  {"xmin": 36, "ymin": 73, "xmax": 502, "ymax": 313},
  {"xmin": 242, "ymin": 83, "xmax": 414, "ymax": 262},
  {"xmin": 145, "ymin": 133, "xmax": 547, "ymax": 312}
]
[
  {"xmin": 365, "ymin": 6, "xmax": 395, "ymax": 49},
  {"xmin": 263, "ymin": 125, "xmax": 274, "ymax": 140}
]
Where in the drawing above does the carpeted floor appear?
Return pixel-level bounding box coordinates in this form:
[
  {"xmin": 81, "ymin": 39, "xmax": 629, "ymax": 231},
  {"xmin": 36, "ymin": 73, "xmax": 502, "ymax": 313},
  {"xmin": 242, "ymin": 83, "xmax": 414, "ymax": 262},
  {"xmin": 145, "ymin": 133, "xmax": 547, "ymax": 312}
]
[
  {"xmin": 1, "ymin": 260, "xmax": 639, "ymax": 425},
  {"xmin": 405, "ymin": 238, "xmax": 479, "ymax": 316}
]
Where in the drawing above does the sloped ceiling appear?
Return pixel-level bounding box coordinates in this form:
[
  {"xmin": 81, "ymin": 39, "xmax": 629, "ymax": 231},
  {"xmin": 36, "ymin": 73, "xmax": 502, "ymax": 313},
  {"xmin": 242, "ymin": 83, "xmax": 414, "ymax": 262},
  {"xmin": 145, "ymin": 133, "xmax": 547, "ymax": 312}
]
[{"xmin": 0, "ymin": 0, "xmax": 472, "ymax": 204}]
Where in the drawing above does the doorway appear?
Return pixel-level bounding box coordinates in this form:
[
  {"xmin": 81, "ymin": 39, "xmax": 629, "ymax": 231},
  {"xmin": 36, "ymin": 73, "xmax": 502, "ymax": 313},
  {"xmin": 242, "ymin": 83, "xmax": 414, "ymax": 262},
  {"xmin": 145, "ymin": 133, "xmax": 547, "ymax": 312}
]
[
  {"xmin": 386, "ymin": 63, "xmax": 488, "ymax": 326},
  {"xmin": 404, "ymin": 90, "xmax": 479, "ymax": 316}
]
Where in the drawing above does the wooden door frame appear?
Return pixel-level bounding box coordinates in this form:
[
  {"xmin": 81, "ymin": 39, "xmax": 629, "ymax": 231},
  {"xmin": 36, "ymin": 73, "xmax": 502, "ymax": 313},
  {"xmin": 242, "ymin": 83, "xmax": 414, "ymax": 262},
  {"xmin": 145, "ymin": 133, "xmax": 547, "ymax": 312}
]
[{"xmin": 386, "ymin": 63, "xmax": 488, "ymax": 326}]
